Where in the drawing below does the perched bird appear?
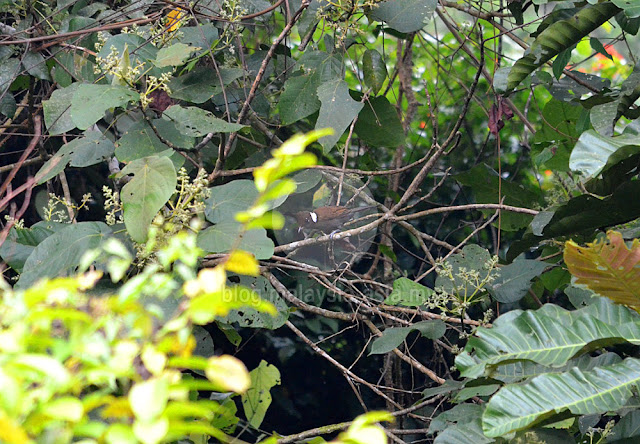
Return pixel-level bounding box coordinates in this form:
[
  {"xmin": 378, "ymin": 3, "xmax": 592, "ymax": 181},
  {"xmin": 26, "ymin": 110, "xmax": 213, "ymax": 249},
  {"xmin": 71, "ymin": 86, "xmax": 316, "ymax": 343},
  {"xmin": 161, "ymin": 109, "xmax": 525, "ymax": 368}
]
[{"xmin": 293, "ymin": 205, "xmax": 377, "ymax": 233}]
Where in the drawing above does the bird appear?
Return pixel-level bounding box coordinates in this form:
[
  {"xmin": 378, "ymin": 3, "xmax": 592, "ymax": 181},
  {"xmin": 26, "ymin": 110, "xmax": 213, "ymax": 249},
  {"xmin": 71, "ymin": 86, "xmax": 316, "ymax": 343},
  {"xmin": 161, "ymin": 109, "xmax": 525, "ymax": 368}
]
[{"xmin": 293, "ymin": 205, "xmax": 377, "ymax": 233}]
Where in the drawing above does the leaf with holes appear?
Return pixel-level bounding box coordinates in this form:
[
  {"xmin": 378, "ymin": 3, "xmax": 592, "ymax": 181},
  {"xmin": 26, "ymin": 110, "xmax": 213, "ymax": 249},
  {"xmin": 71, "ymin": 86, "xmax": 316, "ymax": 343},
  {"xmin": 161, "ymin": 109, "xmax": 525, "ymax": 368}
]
[
  {"xmin": 118, "ymin": 155, "xmax": 177, "ymax": 243},
  {"xmin": 163, "ymin": 105, "xmax": 245, "ymax": 137},
  {"xmin": 565, "ymin": 230, "xmax": 640, "ymax": 310}
]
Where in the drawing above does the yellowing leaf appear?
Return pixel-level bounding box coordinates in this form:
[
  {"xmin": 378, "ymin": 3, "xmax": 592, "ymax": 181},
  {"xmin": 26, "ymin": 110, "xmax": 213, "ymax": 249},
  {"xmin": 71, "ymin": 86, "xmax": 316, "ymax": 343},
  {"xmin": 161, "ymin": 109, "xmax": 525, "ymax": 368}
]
[
  {"xmin": 0, "ymin": 411, "xmax": 29, "ymax": 444},
  {"xmin": 564, "ymin": 231, "xmax": 640, "ymax": 309},
  {"xmin": 205, "ymin": 355, "xmax": 251, "ymax": 393},
  {"xmin": 225, "ymin": 250, "xmax": 260, "ymax": 276},
  {"xmin": 165, "ymin": 8, "xmax": 186, "ymax": 32}
]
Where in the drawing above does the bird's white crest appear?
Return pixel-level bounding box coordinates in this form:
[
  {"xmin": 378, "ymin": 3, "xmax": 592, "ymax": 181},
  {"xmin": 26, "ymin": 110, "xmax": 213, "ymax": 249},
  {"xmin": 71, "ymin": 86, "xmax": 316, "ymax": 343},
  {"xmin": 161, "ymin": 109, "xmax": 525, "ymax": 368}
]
[{"xmin": 310, "ymin": 211, "xmax": 318, "ymax": 223}]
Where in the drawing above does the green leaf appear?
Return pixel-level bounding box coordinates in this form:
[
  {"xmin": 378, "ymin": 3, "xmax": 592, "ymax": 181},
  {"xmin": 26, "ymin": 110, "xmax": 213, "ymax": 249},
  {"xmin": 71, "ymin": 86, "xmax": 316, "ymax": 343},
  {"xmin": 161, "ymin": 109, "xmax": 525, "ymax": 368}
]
[
  {"xmin": 70, "ymin": 84, "xmax": 139, "ymax": 130},
  {"xmin": 488, "ymin": 257, "xmax": 548, "ymax": 303},
  {"xmin": 22, "ymin": 51, "xmax": 50, "ymax": 81},
  {"xmin": 154, "ymin": 43, "xmax": 198, "ymax": 67},
  {"xmin": 455, "ymin": 297, "xmax": 640, "ymax": 379},
  {"xmin": 552, "ymin": 46, "xmax": 574, "ymax": 80},
  {"xmin": 384, "ymin": 277, "xmax": 434, "ymax": 307},
  {"xmin": 369, "ymin": 0, "xmax": 437, "ymax": 33},
  {"xmin": 197, "ymin": 223, "xmax": 274, "ymax": 259},
  {"xmin": 115, "ymin": 120, "xmax": 171, "ymax": 162},
  {"xmin": 43, "ymin": 83, "xmax": 81, "ymax": 135},
  {"xmin": 569, "ymin": 129, "xmax": 640, "ymax": 179},
  {"xmin": 506, "ymin": 2, "xmax": 620, "ymax": 92},
  {"xmin": 37, "ymin": 131, "xmax": 115, "ymax": 184},
  {"xmin": 42, "ymin": 397, "xmax": 84, "ymax": 422},
  {"xmin": 589, "ymin": 37, "xmax": 613, "ymax": 60},
  {"xmin": 354, "ymin": 96, "xmax": 404, "ymax": 147},
  {"xmin": 369, "ymin": 320, "xmax": 446, "ymax": 355},
  {"xmin": 483, "ymin": 357, "xmax": 640, "ymax": 437},
  {"xmin": 315, "ymin": 79, "xmax": 364, "ymax": 151},
  {"xmin": 278, "ymin": 51, "xmax": 342, "ymax": 125},
  {"xmin": 163, "ymin": 105, "xmax": 245, "ymax": 137},
  {"xmin": 362, "ymin": 49, "xmax": 388, "ymax": 94},
  {"xmin": 279, "ymin": 74, "xmax": 322, "ymax": 125},
  {"xmin": 613, "ymin": 0, "xmax": 640, "ymax": 18},
  {"xmin": 219, "ymin": 276, "xmax": 288, "ymax": 329},
  {"xmin": 0, "ymin": 221, "xmax": 63, "ymax": 272},
  {"xmin": 241, "ymin": 361, "xmax": 281, "ymax": 429},
  {"xmin": 119, "ymin": 155, "xmax": 177, "ymax": 243},
  {"xmin": 204, "ymin": 180, "xmax": 259, "ymax": 223},
  {"xmin": 16, "ymin": 222, "xmax": 112, "ymax": 289},
  {"xmin": 168, "ymin": 67, "xmax": 244, "ymax": 104}
]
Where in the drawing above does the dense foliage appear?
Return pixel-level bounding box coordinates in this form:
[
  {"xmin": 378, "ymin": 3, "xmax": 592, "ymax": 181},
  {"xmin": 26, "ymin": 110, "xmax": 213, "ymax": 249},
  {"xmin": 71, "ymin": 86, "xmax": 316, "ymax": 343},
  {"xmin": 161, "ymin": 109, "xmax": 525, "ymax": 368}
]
[{"xmin": 3, "ymin": 0, "xmax": 640, "ymax": 442}]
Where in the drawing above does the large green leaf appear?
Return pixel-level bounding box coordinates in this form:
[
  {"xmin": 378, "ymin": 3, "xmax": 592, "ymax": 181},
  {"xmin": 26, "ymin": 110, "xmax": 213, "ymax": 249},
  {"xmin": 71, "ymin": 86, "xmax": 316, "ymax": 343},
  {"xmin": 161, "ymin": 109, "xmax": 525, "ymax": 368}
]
[
  {"xmin": 482, "ymin": 357, "xmax": 640, "ymax": 437},
  {"xmin": 384, "ymin": 277, "xmax": 435, "ymax": 307},
  {"xmin": 0, "ymin": 221, "xmax": 66, "ymax": 272},
  {"xmin": 204, "ymin": 180, "xmax": 259, "ymax": 224},
  {"xmin": 488, "ymin": 257, "xmax": 548, "ymax": 303},
  {"xmin": 354, "ymin": 96, "xmax": 404, "ymax": 147},
  {"xmin": 241, "ymin": 361, "xmax": 281, "ymax": 429},
  {"xmin": 168, "ymin": 67, "xmax": 244, "ymax": 104},
  {"xmin": 42, "ymin": 83, "xmax": 81, "ymax": 135},
  {"xmin": 369, "ymin": 0, "xmax": 437, "ymax": 33},
  {"xmin": 115, "ymin": 120, "xmax": 171, "ymax": 162},
  {"xmin": 163, "ymin": 105, "xmax": 246, "ymax": 137},
  {"xmin": 154, "ymin": 43, "xmax": 198, "ymax": 67},
  {"xmin": 15, "ymin": 222, "xmax": 112, "ymax": 289},
  {"xmin": 118, "ymin": 155, "xmax": 177, "ymax": 243},
  {"xmin": 362, "ymin": 49, "xmax": 388, "ymax": 95},
  {"xmin": 569, "ymin": 129, "xmax": 640, "ymax": 179},
  {"xmin": 37, "ymin": 131, "xmax": 115, "ymax": 184},
  {"xmin": 565, "ymin": 231, "xmax": 640, "ymax": 309},
  {"xmin": 456, "ymin": 298, "xmax": 640, "ymax": 379},
  {"xmin": 315, "ymin": 79, "xmax": 364, "ymax": 151},
  {"xmin": 279, "ymin": 50, "xmax": 342, "ymax": 125},
  {"xmin": 506, "ymin": 2, "xmax": 620, "ymax": 92},
  {"xmin": 197, "ymin": 222, "xmax": 274, "ymax": 259},
  {"xmin": 70, "ymin": 84, "xmax": 139, "ymax": 130},
  {"xmin": 613, "ymin": 0, "xmax": 640, "ymax": 18},
  {"xmin": 219, "ymin": 276, "xmax": 288, "ymax": 329}
]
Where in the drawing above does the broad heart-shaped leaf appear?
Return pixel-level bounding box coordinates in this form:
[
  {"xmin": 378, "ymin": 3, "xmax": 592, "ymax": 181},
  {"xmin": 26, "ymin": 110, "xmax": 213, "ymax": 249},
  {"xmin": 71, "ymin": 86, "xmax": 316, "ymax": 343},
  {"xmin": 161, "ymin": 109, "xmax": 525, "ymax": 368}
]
[
  {"xmin": 569, "ymin": 129, "xmax": 640, "ymax": 179},
  {"xmin": 154, "ymin": 43, "xmax": 198, "ymax": 67},
  {"xmin": 369, "ymin": 0, "xmax": 437, "ymax": 33},
  {"xmin": 163, "ymin": 105, "xmax": 245, "ymax": 137},
  {"xmin": 315, "ymin": 79, "xmax": 364, "ymax": 151},
  {"xmin": 168, "ymin": 67, "xmax": 244, "ymax": 104},
  {"xmin": 197, "ymin": 222, "xmax": 274, "ymax": 259},
  {"xmin": 564, "ymin": 231, "xmax": 640, "ymax": 310},
  {"xmin": 15, "ymin": 222, "xmax": 112, "ymax": 289},
  {"xmin": 369, "ymin": 320, "xmax": 446, "ymax": 355},
  {"xmin": 119, "ymin": 155, "xmax": 177, "ymax": 243},
  {"xmin": 219, "ymin": 276, "xmax": 288, "ymax": 329},
  {"xmin": 613, "ymin": 0, "xmax": 640, "ymax": 18},
  {"xmin": 37, "ymin": 131, "xmax": 115, "ymax": 184},
  {"xmin": 506, "ymin": 2, "xmax": 620, "ymax": 93},
  {"xmin": 362, "ymin": 49, "xmax": 388, "ymax": 95},
  {"xmin": 204, "ymin": 180, "xmax": 259, "ymax": 223},
  {"xmin": 384, "ymin": 277, "xmax": 434, "ymax": 306},
  {"xmin": 487, "ymin": 257, "xmax": 548, "ymax": 303},
  {"xmin": 241, "ymin": 360, "xmax": 281, "ymax": 429},
  {"xmin": 455, "ymin": 297, "xmax": 640, "ymax": 379},
  {"xmin": 436, "ymin": 244, "xmax": 495, "ymax": 295},
  {"xmin": 70, "ymin": 84, "xmax": 139, "ymax": 130},
  {"xmin": 482, "ymin": 357, "xmax": 640, "ymax": 437},
  {"xmin": 42, "ymin": 83, "xmax": 81, "ymax": 135},
  {"xmin": 354, "ymin": 95, "xmax": 404, "ymax": 148}
]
